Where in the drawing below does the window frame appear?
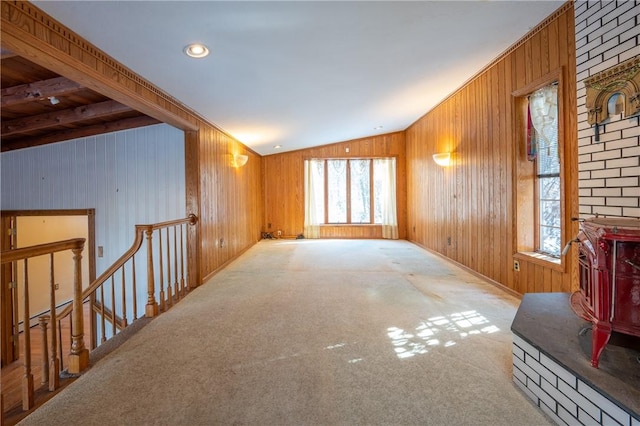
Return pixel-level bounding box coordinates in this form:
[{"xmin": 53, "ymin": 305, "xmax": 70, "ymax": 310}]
[
  {"xmin": 512, "ymin": 68, "xmax": 567, "ymax": 271},
  {"xmin": 308, "ymin": 157, "xmax": 395, "ymax": 226},
  {"xmin": 535, "ymin": 173, "xmax": 561, "ymax": 257},
  {"xmin": 323, "ymin": 158, "xmax": 376, "ymax": 225},
  {"xmin": 531, "ymin": 83, "xmax": 561, "ymax": 258}
]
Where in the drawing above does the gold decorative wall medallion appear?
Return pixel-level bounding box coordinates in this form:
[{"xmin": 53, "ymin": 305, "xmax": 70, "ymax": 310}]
[{"xmin": 584, "ymin": 55, "xmax": 640, "ymax": 127}]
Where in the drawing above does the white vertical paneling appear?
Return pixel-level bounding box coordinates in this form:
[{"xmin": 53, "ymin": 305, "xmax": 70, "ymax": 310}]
[{"xmin": 1, "ymin": 123, "xmax": 186, "ymax": 276}]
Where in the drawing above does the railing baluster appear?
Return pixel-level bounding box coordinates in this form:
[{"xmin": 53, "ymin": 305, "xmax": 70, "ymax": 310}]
[
  {"xmin": 12, "ymin": 261, "xmax": 20, "ymax": 358},
  {"xmin": 180, "ymin": 224, "xmax": 185, "ymax": 296},
  {"xmin": 173, "ymin": 226, "xmax": 179, "ymax": 301},
  {"xmin": 158, "ymin": 229, "xmax": 165, "ymax": 312},
  {"xmin": 166, "ymin": 227, "xmax": 172, "ymax": 308},
  {"xmin": 38, "ymin": 316, "xmax": 49, "ymax": 386},
  {"xmin": 90, "ymin": 293, "xmax": 97, "ymax": 351},
  {"xmin": 121, "ymin": 267, "xmax": 128, "ymax": 327},
  {"xmin": 132, "ymin": 256, "xmax": 138, "ymax": 321},
  {"xmin": 100, "ymin": 284, "xmax": 106, "ymax": 343},
  {"xmin": 22, "ymin": 259, "xmax": 34, "ymax": 410},
  {"xmin": 48, "ymin": 253, "xmax": 59, "ymax": 390},
  {"xmin": 145, "ymin": 229, "xmax": 158, "ymax": 317},
  {"xmin": 69, "ymin": 314, "xmax": 73, "ymax": 358},
  {"xmin": 58, "ymin": 319, "xmax": 64, "ymax": 372},
  {"xmin": 68, "ymin": 246, "xmax": 88, "ymax": 374},
  {"xmin": 110, "ymin": 275, "xmax": 116, "ymax": 336}
]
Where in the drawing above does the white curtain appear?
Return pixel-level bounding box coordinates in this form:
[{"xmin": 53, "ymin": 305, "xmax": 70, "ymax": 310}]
[
  {"xmin": 529, "ymin": 85, "xmax": 558, "ymax": 146},
  {"xmin": 304, "ymin": 159, "xmax": 323, "ymax": 238},
  {"xmin": 375, "ymin": 158, "xmax": 398, "ymax": 240}
]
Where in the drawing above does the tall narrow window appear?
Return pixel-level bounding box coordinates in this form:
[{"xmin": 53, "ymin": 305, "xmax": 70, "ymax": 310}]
[
  {"xmin": 327, "ymin": 160, "xmax": 347, "ymax": 223},
  {"xmin": 529, "ymin": 84, "xmax": 561, "ymax": 257},
  {"xmin": 350, "ymin": 159, "xmax": 370, "ymax": 223}
]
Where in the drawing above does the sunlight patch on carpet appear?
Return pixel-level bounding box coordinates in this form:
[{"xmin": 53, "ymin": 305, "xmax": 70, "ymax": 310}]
[{"xmin": 387, "ymin": 310, "xmax": 500, "ymax": 359}]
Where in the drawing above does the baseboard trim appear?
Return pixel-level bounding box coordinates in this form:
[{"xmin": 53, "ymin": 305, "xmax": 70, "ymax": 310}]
[
  {"xmin": 408, "ymin": 240, "xmax": 522, "ymax": 299},
  {"xmin": 201, "ymin": 240, "xmax": 259, "ymax": 284}
]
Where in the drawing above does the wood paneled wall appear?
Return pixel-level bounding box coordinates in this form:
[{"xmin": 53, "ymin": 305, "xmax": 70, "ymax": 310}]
[
  {"xmin": 406, "ymin": 3, "xmax": 578, "ymax": 295},
  {"xmin": 189, "ymin": 124, "xmax": 263, "ymax": 282},
  {"xmin": 263, "ymin": 132, "xmax": 406, "ymax": 239}
]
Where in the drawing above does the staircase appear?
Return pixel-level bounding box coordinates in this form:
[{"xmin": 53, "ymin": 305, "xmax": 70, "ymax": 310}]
[{"xmin": 0, "ymin": 215, "xmax": 198, "ymax": 425}]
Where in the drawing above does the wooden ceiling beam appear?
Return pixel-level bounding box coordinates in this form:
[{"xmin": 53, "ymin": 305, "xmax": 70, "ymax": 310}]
[
  {"xmin": 1, "ymin": 76, "xmax": 83, "ymax": 107},
  {"xmin": 2, "ymin": 100, "xmax": 132, "ymax": 136},
  {"xmin": 1, "ymin": 115, "xmax": 161, "ymax": 152},
  {"xmin": 1, "ymin": 2, "xmax": 199, "ymax": 132}
]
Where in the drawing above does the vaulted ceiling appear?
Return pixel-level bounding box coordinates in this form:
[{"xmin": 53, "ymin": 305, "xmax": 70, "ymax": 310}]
[{"xmin": 3, "ymin": 1, "xmax": 565, "ymax": 155}]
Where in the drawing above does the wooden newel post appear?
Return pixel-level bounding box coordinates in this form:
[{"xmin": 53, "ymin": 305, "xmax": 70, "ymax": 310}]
[
  {"xmin": 145, "ymin": 229, "xmax": 159, "ymax": 317},
  {"xmin": 187, "ymin": 213, "xmax": 200, "ymax": 290},
  {"xmin": 68, "ymin": 246, "xmax": 88, "ymax": 374}
]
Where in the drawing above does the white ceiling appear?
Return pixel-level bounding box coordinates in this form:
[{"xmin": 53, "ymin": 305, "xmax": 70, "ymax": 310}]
[{"xmin": 34, "ymin": 1, "xmax": 564, "ymax": 156}]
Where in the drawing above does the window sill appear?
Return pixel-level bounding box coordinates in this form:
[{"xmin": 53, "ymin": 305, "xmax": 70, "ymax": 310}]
[{"xmin": 514, "ymin": 251, "xmax": 565, "ymax": 273}]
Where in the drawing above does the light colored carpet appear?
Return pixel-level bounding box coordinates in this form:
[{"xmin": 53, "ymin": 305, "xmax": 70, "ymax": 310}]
[{"xmin": 20, "ymin": 239, "xmax": 552, "ymax": 425}]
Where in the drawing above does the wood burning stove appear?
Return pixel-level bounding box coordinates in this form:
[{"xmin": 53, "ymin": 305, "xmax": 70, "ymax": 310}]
[{"xmin": 570, "ymin": 217, "xmax": 640, "ymax": 368}]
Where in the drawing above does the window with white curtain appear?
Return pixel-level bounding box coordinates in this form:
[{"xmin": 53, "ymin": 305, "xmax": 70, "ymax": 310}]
[
  {"xmin": 304, "ymin": 158, "xmax": 398, "ymax": 239},
  {"xmin": 528, "ymin": 84, "xmax": 561, "ymax": 257}
]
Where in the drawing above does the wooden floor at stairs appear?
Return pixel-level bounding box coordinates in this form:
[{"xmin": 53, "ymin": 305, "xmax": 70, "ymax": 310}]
[{"xmin": 1, "ymin": 303, "xmax": 91, "ymax": 426}]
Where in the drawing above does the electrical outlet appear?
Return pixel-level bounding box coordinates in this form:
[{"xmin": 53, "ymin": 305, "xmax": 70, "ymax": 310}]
[
  {"xmin": 219, "ymin": 238, "xmax": 225, "ymax": 248},
  {"xmin": 54, "ymin": 283, "xmax": 60, "ymax": 290},
  {"xmin": 277, "ymin": 230, "xmax": 282, "ymax": 237},
  {"xmin": 447, "ymin": 236, "xmax": 451, "ymax": 246},
  {"xmin": 514, "ymin": 260, "xmax": 520, "ymax": 272}
]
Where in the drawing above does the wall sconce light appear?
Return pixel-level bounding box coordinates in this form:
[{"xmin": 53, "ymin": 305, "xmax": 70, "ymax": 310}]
[
  {"xmin": 233, "ymin": 154, "xmax": 249, "ymax": 168},
  {"xmin": 432, "ymin": 152, "xmax": 452, "ymax": 167}
]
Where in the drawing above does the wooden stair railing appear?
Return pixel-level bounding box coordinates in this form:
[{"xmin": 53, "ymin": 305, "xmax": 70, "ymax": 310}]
[
  {"xmin": 1, "ymin": 214, "xmax": 197, "ymax": 422},
  {"xmin": 54, "ymin": 214, "xmax": 198, "ymax": 353},
  {"xmin": 0, "ymin": 238, "xmax": 86, "ymax": 413}
]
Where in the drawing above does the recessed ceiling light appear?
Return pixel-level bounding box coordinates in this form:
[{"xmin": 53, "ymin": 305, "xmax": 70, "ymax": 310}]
[
  {"xmin": 273, "ymin": 145, "xmax": 282, "ymax": 149},
  {"xmin": 374, "ymin": 126, "xmax": 383, "ymax": 130},
  {"xmin": 184, "ymin": 43, "xmax": 209, "ymax": 58}
]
